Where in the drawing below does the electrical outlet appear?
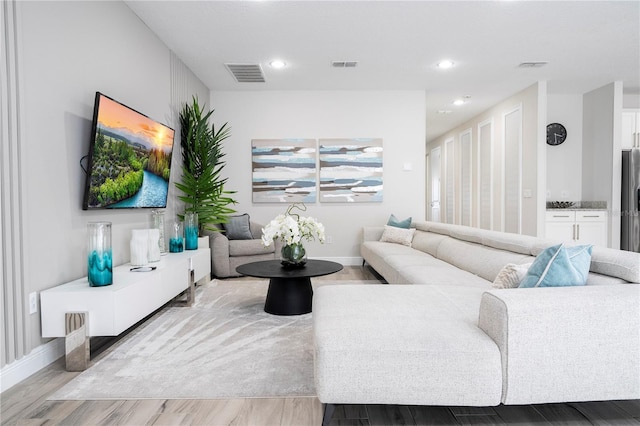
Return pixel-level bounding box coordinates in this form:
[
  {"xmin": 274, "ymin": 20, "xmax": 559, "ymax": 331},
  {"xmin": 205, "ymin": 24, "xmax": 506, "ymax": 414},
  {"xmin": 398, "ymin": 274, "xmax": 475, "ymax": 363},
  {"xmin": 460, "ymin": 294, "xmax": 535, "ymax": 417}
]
[
  {"xmin": 561, "ymin": 190, "xmax": 569, "ymax": 199},
  {"xmin": 326, "ymin": 235, "xmax": 333, "ymax": 244},
  {"xmin": 29, "ymin": 292, "xmax": 38, "ymax": 314}
]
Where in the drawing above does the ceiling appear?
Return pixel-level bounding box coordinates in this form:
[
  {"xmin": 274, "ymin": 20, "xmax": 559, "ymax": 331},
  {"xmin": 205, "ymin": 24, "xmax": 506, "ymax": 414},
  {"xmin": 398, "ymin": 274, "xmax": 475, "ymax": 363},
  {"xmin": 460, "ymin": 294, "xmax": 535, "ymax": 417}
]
[{"xmin": 125, "ymin": 0, "xmax": 640, "ymax": 142}]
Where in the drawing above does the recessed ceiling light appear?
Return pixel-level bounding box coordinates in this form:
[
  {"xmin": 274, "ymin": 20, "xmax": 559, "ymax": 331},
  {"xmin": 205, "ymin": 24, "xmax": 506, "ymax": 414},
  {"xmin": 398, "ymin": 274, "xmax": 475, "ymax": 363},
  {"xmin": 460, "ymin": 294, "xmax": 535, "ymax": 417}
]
[
  {"xmin": 453, "ymin": 95, "xmax": 471, "ymax": 106},
  {"xmin": 437, "ymin": 60, "xmax": 455, "ymax": 69},
  {"xmin": 269, "ymin": 60, "xmax": 286, "ymax": 69},
  {"xmin": 437, "ymin": 110, "xmax": 453, "ymax": 114}
]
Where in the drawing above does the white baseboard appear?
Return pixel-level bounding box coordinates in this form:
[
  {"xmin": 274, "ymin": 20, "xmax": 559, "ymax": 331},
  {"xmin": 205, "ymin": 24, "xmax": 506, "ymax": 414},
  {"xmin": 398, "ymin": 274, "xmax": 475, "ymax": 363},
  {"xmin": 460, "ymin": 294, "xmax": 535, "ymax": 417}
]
[{"xmin": 0, "ymin": 338, "xmax": 64, "ymax": 393}]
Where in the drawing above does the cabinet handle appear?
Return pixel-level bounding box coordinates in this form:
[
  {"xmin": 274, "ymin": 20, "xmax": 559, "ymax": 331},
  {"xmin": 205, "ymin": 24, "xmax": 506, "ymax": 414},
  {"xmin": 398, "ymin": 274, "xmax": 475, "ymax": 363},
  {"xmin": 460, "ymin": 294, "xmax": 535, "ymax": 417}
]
[
  {"xmin": 553, "ymin": 215, "xmax": 571, "ymax": 218},
  {"xmin": 572, "ymin": 224, "xmax": 576, "ymax": 240},
  {"xmin": 582, "ymin": 215, "xmax": 600, "ymax": 218},
  {"xmin": 576, "ymin": 224, "xmax": 580, "ymax": 241}
]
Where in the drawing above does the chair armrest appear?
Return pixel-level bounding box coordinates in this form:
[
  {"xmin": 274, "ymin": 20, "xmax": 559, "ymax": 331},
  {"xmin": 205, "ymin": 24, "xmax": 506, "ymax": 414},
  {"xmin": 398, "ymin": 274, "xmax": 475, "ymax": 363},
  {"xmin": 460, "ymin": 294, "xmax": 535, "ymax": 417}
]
[
  {"xmin": 203, "ymin": 228, "xmax": 230, "ymax": 277},
  {"xmin": 478, "ymin": 285, "xmax": 640, "ymax": 404}
]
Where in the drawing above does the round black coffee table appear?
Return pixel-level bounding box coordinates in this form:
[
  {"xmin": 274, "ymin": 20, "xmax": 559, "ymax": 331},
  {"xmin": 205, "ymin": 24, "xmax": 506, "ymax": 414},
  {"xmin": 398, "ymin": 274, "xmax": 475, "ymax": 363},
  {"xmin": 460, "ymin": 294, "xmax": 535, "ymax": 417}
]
[{"xmin": 236, "ymin": 259, "xmax": 343, "ymax": 315}]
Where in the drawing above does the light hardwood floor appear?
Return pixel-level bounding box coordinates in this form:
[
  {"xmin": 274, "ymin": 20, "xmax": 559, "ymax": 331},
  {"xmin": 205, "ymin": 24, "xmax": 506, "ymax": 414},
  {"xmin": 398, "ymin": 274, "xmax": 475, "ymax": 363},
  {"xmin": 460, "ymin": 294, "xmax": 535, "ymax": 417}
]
[{"xmin": 2, "ymin": 266, "xmax": 639, "ymax": 425}]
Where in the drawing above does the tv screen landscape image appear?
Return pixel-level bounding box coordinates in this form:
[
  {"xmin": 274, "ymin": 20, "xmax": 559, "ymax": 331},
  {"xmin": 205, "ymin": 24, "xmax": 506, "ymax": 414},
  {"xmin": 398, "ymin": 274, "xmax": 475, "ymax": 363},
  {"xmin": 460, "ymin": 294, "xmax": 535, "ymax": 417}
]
[{"xmin": 82, "ymin": 92, "xmax": 175, "ymax": 209}]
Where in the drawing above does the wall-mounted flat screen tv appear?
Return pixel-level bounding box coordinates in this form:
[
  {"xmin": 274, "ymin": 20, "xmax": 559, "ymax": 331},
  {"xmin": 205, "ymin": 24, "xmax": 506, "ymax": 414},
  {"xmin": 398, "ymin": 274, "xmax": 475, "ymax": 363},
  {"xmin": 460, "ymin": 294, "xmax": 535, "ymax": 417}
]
[{"xmin": 82, "ymin": 92, "xmax": 175, "ymax": 209}]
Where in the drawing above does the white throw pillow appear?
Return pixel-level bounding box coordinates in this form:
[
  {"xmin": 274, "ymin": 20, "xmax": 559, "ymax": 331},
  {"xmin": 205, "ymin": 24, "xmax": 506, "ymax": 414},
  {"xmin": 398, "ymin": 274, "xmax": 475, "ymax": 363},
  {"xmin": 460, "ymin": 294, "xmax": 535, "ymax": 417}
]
[
  {"xmin": 492, "ymin": 263, "xmax": 532, "ymax": 289},
  {"xmin": 380, "ymin": 225, "xmax": 415, "ymax": 247}
]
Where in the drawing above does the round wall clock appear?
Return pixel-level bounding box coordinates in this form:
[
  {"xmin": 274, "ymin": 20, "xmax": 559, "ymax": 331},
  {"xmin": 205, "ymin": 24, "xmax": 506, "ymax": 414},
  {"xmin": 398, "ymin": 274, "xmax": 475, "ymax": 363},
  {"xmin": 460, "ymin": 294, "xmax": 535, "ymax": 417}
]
[{"xmin": 547, "ymin": 123, "xmax": 567, "ymax": 146}]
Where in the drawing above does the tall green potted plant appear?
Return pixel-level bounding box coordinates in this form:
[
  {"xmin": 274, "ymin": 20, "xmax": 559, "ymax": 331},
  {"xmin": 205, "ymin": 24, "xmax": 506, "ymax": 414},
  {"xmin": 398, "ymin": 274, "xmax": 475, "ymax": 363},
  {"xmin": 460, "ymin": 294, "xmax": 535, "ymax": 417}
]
[{"xmin": 176, "ymin": 97, "xmax": 236, "ymax": 234}]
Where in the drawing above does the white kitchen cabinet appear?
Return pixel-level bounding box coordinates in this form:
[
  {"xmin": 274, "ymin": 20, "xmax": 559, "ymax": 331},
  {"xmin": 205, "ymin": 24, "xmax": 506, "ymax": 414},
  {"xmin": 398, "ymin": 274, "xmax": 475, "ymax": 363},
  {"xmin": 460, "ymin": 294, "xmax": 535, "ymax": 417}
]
[
  {"xmin": 545, "ymin": 211, "xmax": 575, "ymax": 241},
  {"xmin": 545, "ymin": 210, "xmax": 608, "ymax": 247},
  {"xmin": 622, "ymin": 109, "xmax": 640, "ymax": 149}
]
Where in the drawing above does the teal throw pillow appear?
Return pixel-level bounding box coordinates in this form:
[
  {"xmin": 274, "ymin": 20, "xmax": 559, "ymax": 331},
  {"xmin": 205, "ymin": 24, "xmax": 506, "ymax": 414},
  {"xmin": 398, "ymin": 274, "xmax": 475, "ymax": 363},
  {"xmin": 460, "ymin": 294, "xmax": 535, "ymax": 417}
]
[
  {"xmin": 519, "ymin": 244, "xmax": 593, "ymax": 288},
  {"xmin": 387, "ymin": 214, "xmax": 412, "ymax": 229}
]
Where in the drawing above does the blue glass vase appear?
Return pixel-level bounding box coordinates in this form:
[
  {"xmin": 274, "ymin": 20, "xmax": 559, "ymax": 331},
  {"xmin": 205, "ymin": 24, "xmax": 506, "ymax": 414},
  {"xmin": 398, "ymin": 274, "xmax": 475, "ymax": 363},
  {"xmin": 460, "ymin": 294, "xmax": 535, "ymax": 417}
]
[
  {"xmin": 184, "ymin": 212, "xmax": 198, "ymax": 250},
  {"xmin": 87, "ymin": 222, "xmax": 112, "ymax": 286},
  {"xmin": 169, "ymin": 221, "xmax": 184, "ymax": 253}
]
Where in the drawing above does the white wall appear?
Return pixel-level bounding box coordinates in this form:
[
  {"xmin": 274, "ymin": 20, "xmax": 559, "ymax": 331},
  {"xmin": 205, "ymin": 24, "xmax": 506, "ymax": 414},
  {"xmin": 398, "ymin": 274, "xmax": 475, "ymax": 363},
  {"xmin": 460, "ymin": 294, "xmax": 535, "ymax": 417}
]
[
  {"xmin": 583, "ymin": 82, "xmax": 623, "ymax": 248},
  {"xmin": 623, "ymin": 93, "xmax": 640, "ymax": 108},
  {"xmin": 1, "ymin": 0, "xmax": 206, "ymax": 376},
  {"xmin": 546, "ymin": 94, "xmax": 583, "ymax": 201},
  {"xmin": 210, "ymin": 90, "xmax": 426, "ymax": 263}
]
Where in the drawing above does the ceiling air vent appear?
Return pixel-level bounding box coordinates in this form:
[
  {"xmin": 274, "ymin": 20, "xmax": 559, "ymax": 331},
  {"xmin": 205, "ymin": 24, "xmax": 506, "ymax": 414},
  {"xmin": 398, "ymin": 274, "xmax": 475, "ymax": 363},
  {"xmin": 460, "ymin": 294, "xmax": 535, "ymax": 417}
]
[
  {"xmin": 225, "ymin": 63, "xmax": 265, "ymax": 83},
  {"xmin": 518, "ymin": 61, "xmax": 548, "ymax": 68},
  {"xmin": 332, "ymin": 61, "xmax": 358, "ymax": 68}
]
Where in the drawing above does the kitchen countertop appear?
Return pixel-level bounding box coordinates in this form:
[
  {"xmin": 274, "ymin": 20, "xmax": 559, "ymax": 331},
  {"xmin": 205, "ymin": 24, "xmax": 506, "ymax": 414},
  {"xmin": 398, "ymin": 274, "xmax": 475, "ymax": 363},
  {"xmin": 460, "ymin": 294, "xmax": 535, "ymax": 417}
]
[
  {"xmin": 546, "ymin": 208, "xmax": 608, "ymax": 211},
  {"xmin": 546, "ymin": 201, "xmax": 607, "ymax": 211}
]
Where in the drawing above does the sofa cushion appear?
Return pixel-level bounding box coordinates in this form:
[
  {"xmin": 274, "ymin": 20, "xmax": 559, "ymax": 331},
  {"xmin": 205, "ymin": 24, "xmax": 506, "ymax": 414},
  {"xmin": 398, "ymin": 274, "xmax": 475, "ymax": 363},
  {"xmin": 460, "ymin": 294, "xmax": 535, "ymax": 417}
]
[
  {"xmin": 361, "ymin": 241, "xmax": 420, "ymax": 283},
  {"xmin": 223, "ymin": 214, "xmax": 253, "ymax": 240},
  {"xmin": 590, "ymin": 246, "xmax": 640, "ymax": 283},
  {"xmin": 380, "ymin": 225, "xmax": 415, "ymax": 246},
  {"xmin": 437, "ymin": 238, "xmax": 533, "ymax": 282},
  {"xmin": 586, "ymin": 272, "xmax": 631, "ymax": 286},
  {"xmin": 448, "ymin": 226, "xmax": 485, "ymax": 244},
  {"xmin": 398, "ymin": 264, "xmax": 491, "ymax": 288},
  {"xmin": 387, "ymin": 214, "xmax": 412, "ymax": 229},
  {"xmin": 520, "ymin": 244, "xmax": 592, "ymax": 288},
  {"xmin": 410, "ymin": 231, "xmax": 449, "ymax": 258},
  {"xmin": 481, "ymin": 232, "xmax": 540, "ymax": 256},
  {"xmin": 313, "ymin": 284, "xmax": 502, "ymax": 406},
  {"xmin": 229, "ymin": 239, "xmax": 273, "ymax": 256}
]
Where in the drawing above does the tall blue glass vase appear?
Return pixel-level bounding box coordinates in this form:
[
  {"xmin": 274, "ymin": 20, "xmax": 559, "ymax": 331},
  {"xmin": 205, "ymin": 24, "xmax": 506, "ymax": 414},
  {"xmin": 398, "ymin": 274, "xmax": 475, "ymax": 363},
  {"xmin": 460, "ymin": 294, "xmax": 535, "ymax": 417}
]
[
  {"xmin": 184, "ymin": 212, "xmax": 198, "ymax": 250},
  {"xmin": 169, "ymin": 221, "xmax": 184, "ymax": 253},
  {"xmin": 87, "ymin": 222, "xmax": 112, "ymax": 286}
]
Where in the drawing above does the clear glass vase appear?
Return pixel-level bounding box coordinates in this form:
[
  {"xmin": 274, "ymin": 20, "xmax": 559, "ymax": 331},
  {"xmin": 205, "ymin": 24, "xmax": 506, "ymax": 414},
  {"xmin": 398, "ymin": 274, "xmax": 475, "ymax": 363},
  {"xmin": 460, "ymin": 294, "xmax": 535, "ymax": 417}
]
[
  {"xmin": 280, "ymin": 243, "xmax": 307, "ymax": 268},
  {"xmin": 151, "ymin": 210, "xmax": 166, "ymax": 254},
  {"xmin": 184, "ymin": 212, "xmax": 198, "ymax": 250},
  {"xmin": 87, "ymin": 222, "xmax": 112, "ymax": 286}
]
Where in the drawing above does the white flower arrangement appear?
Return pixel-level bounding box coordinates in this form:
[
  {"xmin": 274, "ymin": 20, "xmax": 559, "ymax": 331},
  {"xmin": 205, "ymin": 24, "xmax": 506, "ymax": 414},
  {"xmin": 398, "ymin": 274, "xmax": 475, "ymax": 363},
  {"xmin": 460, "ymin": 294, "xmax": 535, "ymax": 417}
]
[{"xmin": 261, "ymin": 203, "xmax": 326, "ymax": 247}]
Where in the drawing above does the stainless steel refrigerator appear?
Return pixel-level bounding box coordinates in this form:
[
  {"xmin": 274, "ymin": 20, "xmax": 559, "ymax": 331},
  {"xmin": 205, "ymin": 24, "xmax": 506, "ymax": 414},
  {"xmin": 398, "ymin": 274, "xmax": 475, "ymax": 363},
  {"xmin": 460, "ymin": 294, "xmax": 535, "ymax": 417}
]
[{"xmin": 621, "ymin": 148, "xmax": 640, "ymax": 252}]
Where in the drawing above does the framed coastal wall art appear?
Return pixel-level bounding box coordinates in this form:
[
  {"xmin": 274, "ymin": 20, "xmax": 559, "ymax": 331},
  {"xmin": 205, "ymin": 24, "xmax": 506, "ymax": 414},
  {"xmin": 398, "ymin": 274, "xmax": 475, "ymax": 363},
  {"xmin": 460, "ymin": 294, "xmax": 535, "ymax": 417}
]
[
  {"xmin": 251, "ymin": 139, "xmax": 317, "ymax": 203},
  {"xmin": 318, "ymin": 138, "xmax": 383, "ymax": 203}
]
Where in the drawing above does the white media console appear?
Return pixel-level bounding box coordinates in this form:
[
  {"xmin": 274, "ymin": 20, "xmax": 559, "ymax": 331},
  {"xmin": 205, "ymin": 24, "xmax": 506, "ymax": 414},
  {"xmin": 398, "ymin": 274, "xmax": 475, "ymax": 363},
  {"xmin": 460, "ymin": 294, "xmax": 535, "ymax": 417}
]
[{"xmin": 40, "ymin": 248, "xmax": 210, "ymax": 370}]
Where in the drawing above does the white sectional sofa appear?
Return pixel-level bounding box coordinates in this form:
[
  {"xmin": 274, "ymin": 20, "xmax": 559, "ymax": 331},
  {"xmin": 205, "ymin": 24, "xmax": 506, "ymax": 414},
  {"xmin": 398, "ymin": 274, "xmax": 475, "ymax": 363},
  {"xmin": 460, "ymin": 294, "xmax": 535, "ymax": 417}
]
[{"xmin": 313, "ymin": 221, "xmax": 640, "ymax": 424}]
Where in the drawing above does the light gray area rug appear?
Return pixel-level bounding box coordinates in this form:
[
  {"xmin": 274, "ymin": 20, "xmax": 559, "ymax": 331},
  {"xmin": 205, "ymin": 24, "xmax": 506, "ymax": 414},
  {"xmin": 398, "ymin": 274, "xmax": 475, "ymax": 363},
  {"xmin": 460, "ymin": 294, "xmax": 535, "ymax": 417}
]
[{"xmin": 49, "ymin": 279, "xmax": 378, "ymax": 400}]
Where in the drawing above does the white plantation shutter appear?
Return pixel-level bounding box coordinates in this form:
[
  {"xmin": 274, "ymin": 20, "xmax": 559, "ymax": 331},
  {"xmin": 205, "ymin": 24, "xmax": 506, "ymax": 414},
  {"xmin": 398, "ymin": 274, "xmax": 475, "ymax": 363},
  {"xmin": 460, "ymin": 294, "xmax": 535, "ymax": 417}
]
[
  {"xmin": 504, "ymin": 108, "xmax": 522, "ymax": 233},
  {"xmin": 479, "ymin": 121, "xmax": 493, "ymax": 230},
  {"xmin": 460, "ymin": 130, "xmax": 472, "ymax": 227},
  {"xmin": 445, "ymin": 138, "xmax": 455, "ymax": 224}
]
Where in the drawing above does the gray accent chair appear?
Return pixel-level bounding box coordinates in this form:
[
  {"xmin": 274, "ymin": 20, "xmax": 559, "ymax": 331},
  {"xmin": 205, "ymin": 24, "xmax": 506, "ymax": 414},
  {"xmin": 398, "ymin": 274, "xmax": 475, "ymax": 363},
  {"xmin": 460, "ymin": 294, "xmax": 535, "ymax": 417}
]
[{"xmin": 204, "ymin": 221, "xmax": 281, "ymax": 278}]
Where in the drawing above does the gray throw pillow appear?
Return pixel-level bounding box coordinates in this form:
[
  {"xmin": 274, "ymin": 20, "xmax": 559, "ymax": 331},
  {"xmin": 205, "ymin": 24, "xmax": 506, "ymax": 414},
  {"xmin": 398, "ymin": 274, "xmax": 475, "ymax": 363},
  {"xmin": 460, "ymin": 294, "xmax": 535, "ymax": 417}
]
[{"xmin": 223, "ymin": 214, "xmax": 253, "ymax": 240}]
